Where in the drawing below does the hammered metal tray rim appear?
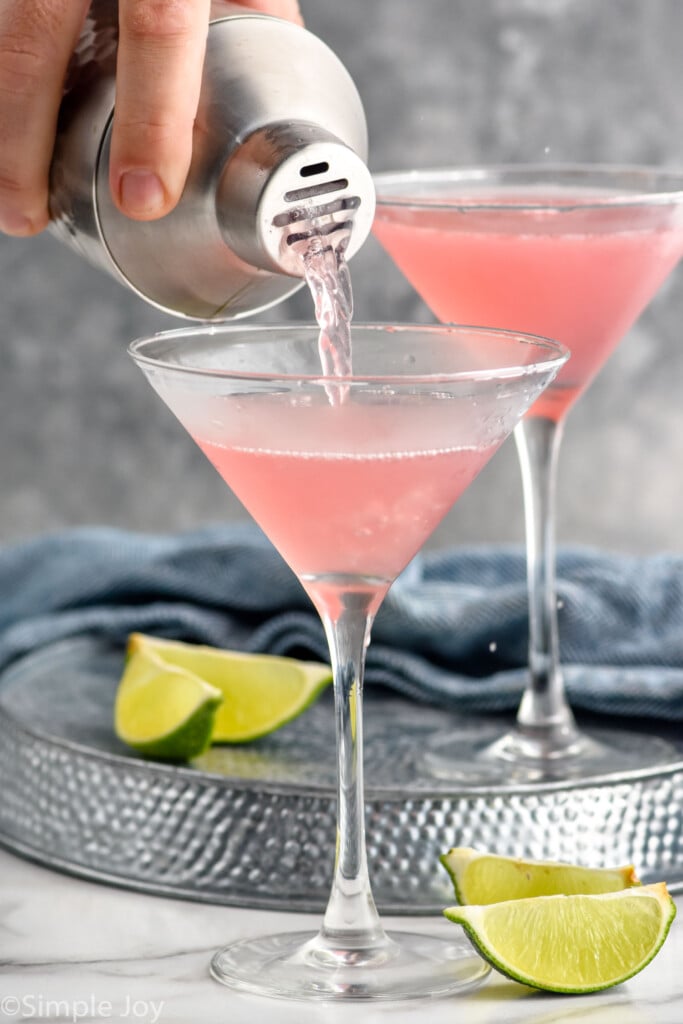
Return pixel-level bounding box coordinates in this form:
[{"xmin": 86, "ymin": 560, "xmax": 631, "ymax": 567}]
[
  {"xmin": 1, "ymin": 827, "xmax": 681, "ymax": 908},
  {"xmin": 0, "ymin": 833, "xmax": 348, "ymax": 914},
  {"xmin": 1, "ymin": 637, "xmax": 683, "ymax": 798}
]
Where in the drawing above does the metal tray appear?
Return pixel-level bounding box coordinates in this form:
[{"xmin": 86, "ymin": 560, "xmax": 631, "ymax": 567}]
[{"xmin": 0, "ymin": 635, "xmax": 681, "ymax": 913}]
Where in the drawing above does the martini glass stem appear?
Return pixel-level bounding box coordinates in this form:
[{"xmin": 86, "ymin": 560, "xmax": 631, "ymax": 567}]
[
  {"xmin": 512, "ymin": 415, "xmax": 582, "ymax": 758},
  {"xmin": 307, "ymin": 594, "xmax": 393, "ymax": 965}
]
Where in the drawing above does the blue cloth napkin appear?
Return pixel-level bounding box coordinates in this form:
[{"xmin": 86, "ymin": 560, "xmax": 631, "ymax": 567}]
[{"xmin": 1, "ymin": 524, "xmax": 682, "ymax": 719}]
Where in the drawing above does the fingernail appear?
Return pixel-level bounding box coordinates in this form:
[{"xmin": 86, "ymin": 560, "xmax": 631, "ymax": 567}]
[
  {"xmin": 119, "ymin": 170, "xmax": 166, "ymax": 217},
  {"xmin": 0, "ymin": 210, "xmax": 34, "ymax": 236}
]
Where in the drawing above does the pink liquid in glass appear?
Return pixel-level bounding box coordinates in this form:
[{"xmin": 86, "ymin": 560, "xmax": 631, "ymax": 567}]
[
  {"xmin": 192, "ymin": 394, "xmax": 498, "ymax": 602},
  {"xmin": 374, "ymin": 188, "xmax": 683, "ymax": 420}
]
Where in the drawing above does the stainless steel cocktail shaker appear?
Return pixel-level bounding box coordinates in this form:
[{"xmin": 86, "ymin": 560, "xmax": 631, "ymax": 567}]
[{"xmin": 49, "ymin": 1, "xmax": 375, "ymax": 320}]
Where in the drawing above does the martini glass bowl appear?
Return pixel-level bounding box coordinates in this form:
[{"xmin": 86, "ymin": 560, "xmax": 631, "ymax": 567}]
[
  {"xmin": 129, "ymin": 322, "xmax": 566, "ymax": 1001},
  {"xmin": 373, "ymin": 165, "xmax": 683, "ymax": 784}
]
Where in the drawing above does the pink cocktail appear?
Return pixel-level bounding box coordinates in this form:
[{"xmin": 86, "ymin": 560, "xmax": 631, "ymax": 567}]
[
  {"xmin": 374, "ymin": 166, "xmax": 683, "ymax": 781},
  {"xmin": 198, "ymin": 398, "xmax": 496, "ymax": 605},
  {"xmin": 130, "ymin": 322, "xmax": 565, "ymax": 1001}
]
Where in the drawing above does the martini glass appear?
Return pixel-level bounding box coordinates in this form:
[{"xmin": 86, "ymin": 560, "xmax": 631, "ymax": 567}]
[
  {"xmin": 373, "ymin": 165, "xmax": 683, "ymax": 784},
  {"xmin": 129, "ymin": 322, "xmax": 565, "ymax": 1002}
]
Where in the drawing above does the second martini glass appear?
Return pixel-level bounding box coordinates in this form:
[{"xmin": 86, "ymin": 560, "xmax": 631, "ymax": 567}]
[
  {"xmin": 374, "ymin": 165, "xmax": 683, "ymax": 783},
  {"xmin": 130, "ymin": 323, "xmax": 565, "ymax": 1001}
]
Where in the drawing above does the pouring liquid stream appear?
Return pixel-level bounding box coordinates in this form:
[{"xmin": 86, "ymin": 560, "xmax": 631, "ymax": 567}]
[{"xmin": 288, "ymin": 221, "xmax": 354, "ymax": 405}]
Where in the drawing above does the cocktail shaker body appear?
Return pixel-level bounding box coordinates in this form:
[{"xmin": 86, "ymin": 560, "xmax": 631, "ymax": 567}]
[{"xmin": 49, "ymin": 2, "xmax": 375, "ymax": 320}]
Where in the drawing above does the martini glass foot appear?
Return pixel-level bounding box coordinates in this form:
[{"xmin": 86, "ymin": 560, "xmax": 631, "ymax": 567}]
[
  {"xmin": 210, "ymin": 928, "xmax": 489, "ymax": 1002},
  {"xmin": 423, "ymin": 721, "xmax": 677, "ymax": 786}
]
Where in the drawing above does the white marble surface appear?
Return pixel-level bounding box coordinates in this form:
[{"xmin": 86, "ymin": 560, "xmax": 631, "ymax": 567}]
[{"xmin": 0, "ymin": 848, "xmax": 680, "ymax": 1024}]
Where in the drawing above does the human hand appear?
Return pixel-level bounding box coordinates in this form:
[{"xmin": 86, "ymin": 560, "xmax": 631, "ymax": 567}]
[{"xmin": 0, "ymin": 0, "xmax": 303, "ymax": 237}]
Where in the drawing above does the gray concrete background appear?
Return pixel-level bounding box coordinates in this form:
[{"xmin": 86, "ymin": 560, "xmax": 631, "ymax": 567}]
[{"xmin": 2, "ymin": 0, "xmax": 683, "ymax": 552}]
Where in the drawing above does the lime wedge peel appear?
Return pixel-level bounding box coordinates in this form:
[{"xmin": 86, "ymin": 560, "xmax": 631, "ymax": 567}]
[
  {"xmin": 444, "ymin": 883, "xmax": 675, "ymax": 994},
  {"xmin": 115, "ymin": 633, "xmax": 332, "ymax": 760},
  {"xmin": 441, "ymin": 846, "xmax": 641, "ymax": 905},
  {"xmin": 114, "ymin": 646, "xmax": 223, "ymax": 760}
]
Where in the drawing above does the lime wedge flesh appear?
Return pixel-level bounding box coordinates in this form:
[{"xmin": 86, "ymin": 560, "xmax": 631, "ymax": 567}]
[
  {"xmin": 114, "ymin": 648, "xmax": 223, "ymax": 760},
  {"xmin": 444, "ymin": 883, "xmax": 676, "ymax": 993},
  {"xmin": 441, "ymin": 847, "xmax": 641, "ymax": 905},
  {"xmin": 127, "ymin": 633, "xmax": 332, "ymax": 744}
]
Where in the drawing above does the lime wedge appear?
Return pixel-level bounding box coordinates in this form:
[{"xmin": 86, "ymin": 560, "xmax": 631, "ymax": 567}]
[
  {"xmin": 127, "ymin": 633, "xmax": 332, "ymax": 743},
  {"xmin": 441, "ymin": 847, "xmax": 640, "ymax": 905},
  {"xmin": 444, "ymin": 883, "xmax": 676, "ymax": 993},
  {"xmin": 114, "ymin": 647, "xmax": 223, "ymax": 760}
]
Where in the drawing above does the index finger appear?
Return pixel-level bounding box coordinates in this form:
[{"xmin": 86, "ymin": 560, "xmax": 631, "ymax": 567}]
[{"xmin": 111, "ymin": 0, "xmax": 211, "ymax": 220}]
